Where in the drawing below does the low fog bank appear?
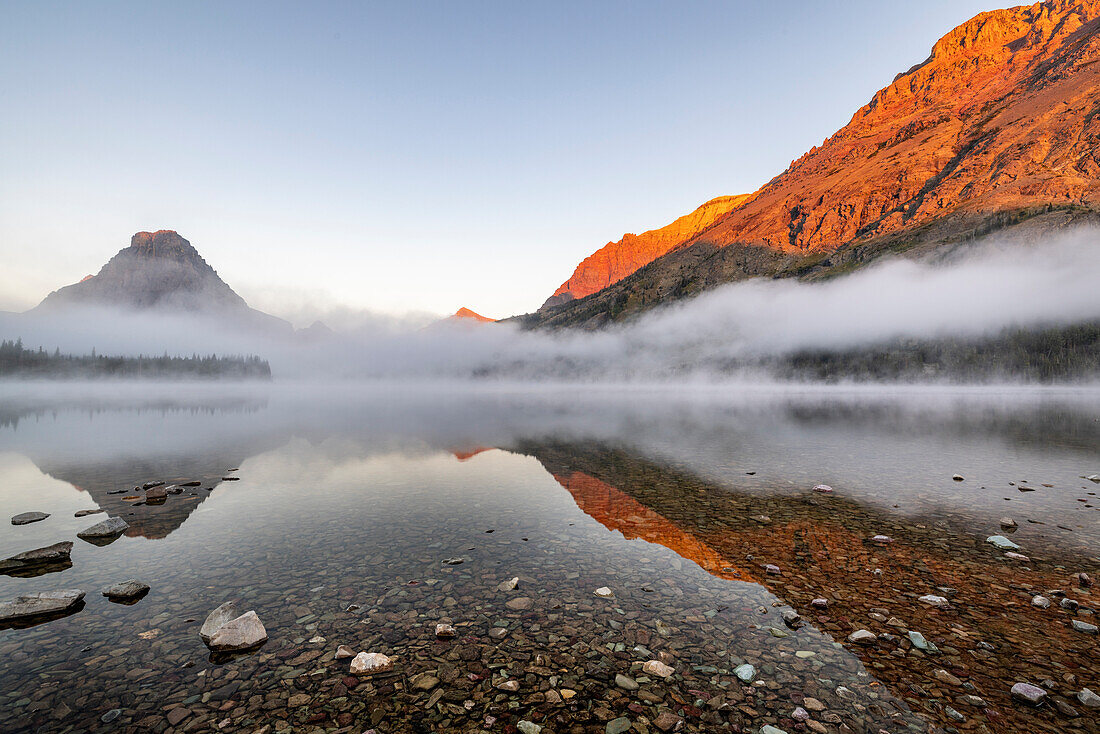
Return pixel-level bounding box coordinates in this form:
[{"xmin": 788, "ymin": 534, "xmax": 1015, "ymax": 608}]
[{"xmin": 1, "ymin": 231, "xmax": 1098, "ymax": 382}]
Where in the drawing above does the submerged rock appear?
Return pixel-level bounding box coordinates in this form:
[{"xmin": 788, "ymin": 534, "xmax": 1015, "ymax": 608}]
[
  {"xmin": 908, "ymin": 630, "xmax": 939, "ymax": 653},
  {"xmin": 1078, "ymin": 688, "xmax": 1100, "ymax": 708},
  {"xmin": 497, "ymin": 576, "xmax": 519, "ymax": 592},
  {"xmin": 0, "ymin": 542, "xmax": 73, "ymax": 573},
  {"xmin": 101, "ymin": 580, "xmax": 149, "ymax": 601},
  {"xmin": 986, "ymin": 535, "xmax": 1020, "ymax": 550},
  {"xmin": 643, "ymin": 659, "xmax": 674, "ymax": 678},
  {"xmin": 812, "ymin": 484, "xmax": 833, "ymax": 494},
  {"xmin": 1071, "ymin": 620, "xmax": 1098, "ymax": 635},
  {"xmin": 594, "ymin": 586, "xmax": 614, "ymax": 598},
  {"xmin": 350, "ymin": 652, "xmax": 393, "ymax": 674},
  {"xmin": 0, "ymin": 589, "xmax": 85, "ymax": 623},
  {"xmin": 1010, "ymin": 682, "xmax": 1047, "ymax": 705},
  {"xmin": 335, "ymin": 644, "xmax": 355, "ymax": 659},
  {"xmin": 848, "ymin": 630, "xmax": 877, "ymax": 645},
  {"xmin": 205, "ymin": 610, "xmax": 267, "ymax": 651},
  {"xmin": 74, "ymin": 508, "xmax": 105, "ymax": 518},
  {"xmin": 734, "ymin": 663, "xmax": 756, "ymax": 682},
  {"xmin": 11, "ymin": 511, "xmax": 49, "ymax": 525},
  {"xmin": 434, "ymin": 623, "xmax": 456, "ymax": 639},
  {"xmin": 919, "ymin": 594, "xmax": 950, "ymax": 608},
  {"xmin": 76, "ymin": 516, "xmax": 128, "ymax": 540}
]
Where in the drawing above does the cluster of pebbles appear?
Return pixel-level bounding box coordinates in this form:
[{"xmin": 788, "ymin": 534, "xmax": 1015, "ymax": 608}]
[{"xmin": 0, "ymin": 447, "xmax": 1097, "ymax": 734}]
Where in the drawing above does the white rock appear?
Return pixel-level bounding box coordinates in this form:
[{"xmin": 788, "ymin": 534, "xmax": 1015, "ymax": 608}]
[
  {"xmin": 497, "ymin": 577, "xmax": 519, "ymax": 592},
  {"xmin": 593, "ymin": 586, "xmax": 614, "ymax": 598},
  {"xmin": 200, "ymin": 601, "xmax": 240, "ymax": 643},
  {"xmin": 1031, "ymin": 595, "xmax": 1051, "ymax": 609},
  {"xmin": 435, "ymin": 623, "xmax": 456, "ymax": 639},
  {"xmin": 812, "ymin": 484, "xmax": 833, "ymax": 493},
  {"xmin": 848, "ymin": 630, "xmax": 877, "ymax": 645},
  {"xmin": 335, "ymin": 644, "xmax": 355, "ymax": 659},
  {"xmin": 350, "ymin": 651, "xmax": 394, "ymax": 675},
  {"xmin": 206, "ymin": 611, "xmax": 268, "ymax": 652},
  {"xmin": 986, "ymin": 535, "xmax": 1020, "ymax": 550},
  {"xmin": 642, "ymin": 659, "xmax": 674, "ymax": 678},
  {"xmin": 919, "ymin": 595, "xmax": 950, "ymax": 608}
]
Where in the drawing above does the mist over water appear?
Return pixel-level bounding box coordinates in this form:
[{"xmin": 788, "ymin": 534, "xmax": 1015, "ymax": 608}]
[{"xmin": 1, "ymin": 232, "xmax": 1098, "ymax": 381}]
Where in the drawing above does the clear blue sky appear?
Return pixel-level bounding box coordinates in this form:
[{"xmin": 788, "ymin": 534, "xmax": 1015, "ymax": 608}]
[{"xmin": 0, "ymin": 0, "xmax": 999, "ymax": 322}]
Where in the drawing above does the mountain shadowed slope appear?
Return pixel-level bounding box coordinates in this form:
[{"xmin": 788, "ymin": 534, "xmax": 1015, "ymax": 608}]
[
  {"xmin": 34, "ymin": 230, "xmax": 291, "ymax": 334},
  {"xmin": 530, "ymin": 0, "xmax": 1100, "ymax": 328}
]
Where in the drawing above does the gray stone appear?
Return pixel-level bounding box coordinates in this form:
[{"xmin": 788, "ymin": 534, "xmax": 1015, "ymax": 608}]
[
  {"xmin": 615, "ymin": 673, "xmax": 638, "ymax": 691},
  {"xmin": 0, "ymin": 589, "xmax": 85, "ymax": 622},
  {"xmin": 76, "ymin": 516, "xmax": 128, "ymax": 539},
  {"xmin": 11, "ymin": 511, "xmax": 49, "ymax": 525},
  {"xmin": 1071, "ymin": 619, "xmax": 1098, "ymax": 635},
  {"xmin": 200, "ymin": 601, "xmax": 240, "ymax": 643},
  {"xmin": 986, "ymin": 535, "xmax": 1020, "ymax": 550},
  {"xmin": 1031, "ymin": 595, "xmax": 1051, "ymax": 608},
  {"xmin": 848, "ymin": 629, "xmax": 877, "ymax": 645},
  {"xmin": 517, "ymin": 722, "xmax": 542, "ymax": 734},
  {"xmin": 1010, "ymin": 682, "xmax": 1047, "ymax": 705},
  {"xmin": 734, "ymin": 663, "xmax": 756, "ymax": 682},
  {"xmin": 606, "ymin": 718, "xmax": 631, "ymax": 734},
  {"xmin": 908, "ymin": 630, "xmax": 939, "ymax": 653},
  {"xmin": 761, "ymin": 726, "xmax": 789, "ymax": 734},
  {"xmin": 0, "ymin": 541, "xmax": 73, "ymax": 572},
  {"xmin": 101, "ymin": 579, "xmax": 149, "ymax": 600},
  {"xmin": 1078, "ymin": 688, "xmax": 1100, "ymax": 708},
  {"xmin": 206, "ymin": 610, "xmax": 268, "ymax": 651}
]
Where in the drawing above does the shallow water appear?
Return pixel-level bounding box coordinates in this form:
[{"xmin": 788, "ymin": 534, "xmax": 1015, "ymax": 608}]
[{"xmin": 1, "ymin": 383, "xmax": 1098, "ymax": 734}]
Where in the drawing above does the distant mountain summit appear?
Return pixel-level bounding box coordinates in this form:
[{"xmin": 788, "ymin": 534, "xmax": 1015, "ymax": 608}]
[
  {"xmin": 35, "ymin": 230, "xmax": 291, "ymax": 332},
  {"xmin": 533, "ymin": 0, "xmax": 1100, "ymax": 327},
  {"xmin": 451, "ymin": 307, "xmax": 495, "ymax": 323}
]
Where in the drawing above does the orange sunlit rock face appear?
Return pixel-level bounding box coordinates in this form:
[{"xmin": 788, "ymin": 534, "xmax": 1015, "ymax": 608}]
[
  {"xmin": 542, "ymin": 0, "xmax": 1100, "ymax": 309},
  {"xmin": 543, "ymin": 195, "xmax": 750, "ymax": 307},
  {"xmin": 554, "ymin": 470, "xmax": 754, "ymax": 583},
  {"xmin": 451, "ymin": 307, "xmax": 495, "ymax": 323}
]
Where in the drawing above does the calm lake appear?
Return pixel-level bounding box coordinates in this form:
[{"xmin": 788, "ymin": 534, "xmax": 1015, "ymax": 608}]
[{"xmin": 1, "ymin": 383, "xmax": 1098, "ymax": 734}]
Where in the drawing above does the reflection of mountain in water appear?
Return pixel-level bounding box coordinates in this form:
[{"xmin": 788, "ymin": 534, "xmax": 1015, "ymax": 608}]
[
  {"xmin": 33, "ymin": 452, "xmax": 272, "ymax": 539},
  {"xmin": 520, "ymin": 440, "xmax": 1100, "ymax": 734}
]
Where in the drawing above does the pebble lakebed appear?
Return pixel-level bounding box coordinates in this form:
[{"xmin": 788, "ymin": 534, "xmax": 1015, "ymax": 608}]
[{"xmin": 1, "ymin": 413, "xmax": 1098, "ymax": 733}]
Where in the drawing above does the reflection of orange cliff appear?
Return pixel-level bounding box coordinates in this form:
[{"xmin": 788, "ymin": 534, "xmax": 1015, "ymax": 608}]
[{"xmin": 554, "ymin": 470, "xmax": 754, "ymax": 583}]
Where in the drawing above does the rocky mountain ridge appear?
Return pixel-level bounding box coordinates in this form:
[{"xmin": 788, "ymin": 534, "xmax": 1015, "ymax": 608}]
[{"xmin": 533, "ymin": 0, "xmax": 1100, "ymax": 327}]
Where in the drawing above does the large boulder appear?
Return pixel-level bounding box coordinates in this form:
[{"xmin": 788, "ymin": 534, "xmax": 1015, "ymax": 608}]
[
  {"xmin": 76, "ymin": 516, "xmax": 129, "ymax": 540},
  {"xmin": 200, "ymin": 602, "xmax": 267, "ymax": 651},
  {"xmin": 0, "ymin": 590, "xmax": 85, "ymax": 624},
  {"xmin": 0, "ymin": 541, "xmax": 73, "ymax": 575},
  {"xmin": 102, "ymin": 580, "xmax": 150, "ymax": 602},
  {"xmin": 11, "ymin": 511, "xmax": 49, "ymax": 525},
  {"xmin": 206, "ymin": 611, "xmax": 267, "ymax": 652},
  {"xmin": 199, "ymin": 601, "xmax": 240, "ymax": 643}
]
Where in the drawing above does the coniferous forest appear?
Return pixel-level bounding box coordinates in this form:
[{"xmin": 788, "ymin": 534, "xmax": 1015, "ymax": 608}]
[{"xmin": 0, "ymin": 339, "xmax": 271, "ymax": 380}]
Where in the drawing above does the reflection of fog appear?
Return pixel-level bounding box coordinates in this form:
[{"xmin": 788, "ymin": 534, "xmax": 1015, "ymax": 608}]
[{"xmin": 1, "ymin": 383, "xmax": 1098, "ymax": 553}]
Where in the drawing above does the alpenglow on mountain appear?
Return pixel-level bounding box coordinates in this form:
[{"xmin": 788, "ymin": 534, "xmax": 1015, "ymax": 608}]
[{"xmin": 531, "ymin": 0, "xmax": 1100, "ymax": 328}]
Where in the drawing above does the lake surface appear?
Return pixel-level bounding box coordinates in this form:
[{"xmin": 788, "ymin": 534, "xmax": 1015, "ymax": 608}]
[{"xmin": 1, "ymin": 383, "xmax": 1098, "ymax": 734}]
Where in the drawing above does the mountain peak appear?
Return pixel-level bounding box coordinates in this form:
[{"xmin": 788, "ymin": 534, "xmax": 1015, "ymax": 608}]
[
  {"xmin": 453, "ymin": 307, "xmax": 495, "ymax": 322},
  {"xmin": 535, "ymin": 0, "xmax": 1100, "ymax": 323},
  {"xmin": 34, "ymin": 230, "xmax": 292, "ymax": 334}
]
